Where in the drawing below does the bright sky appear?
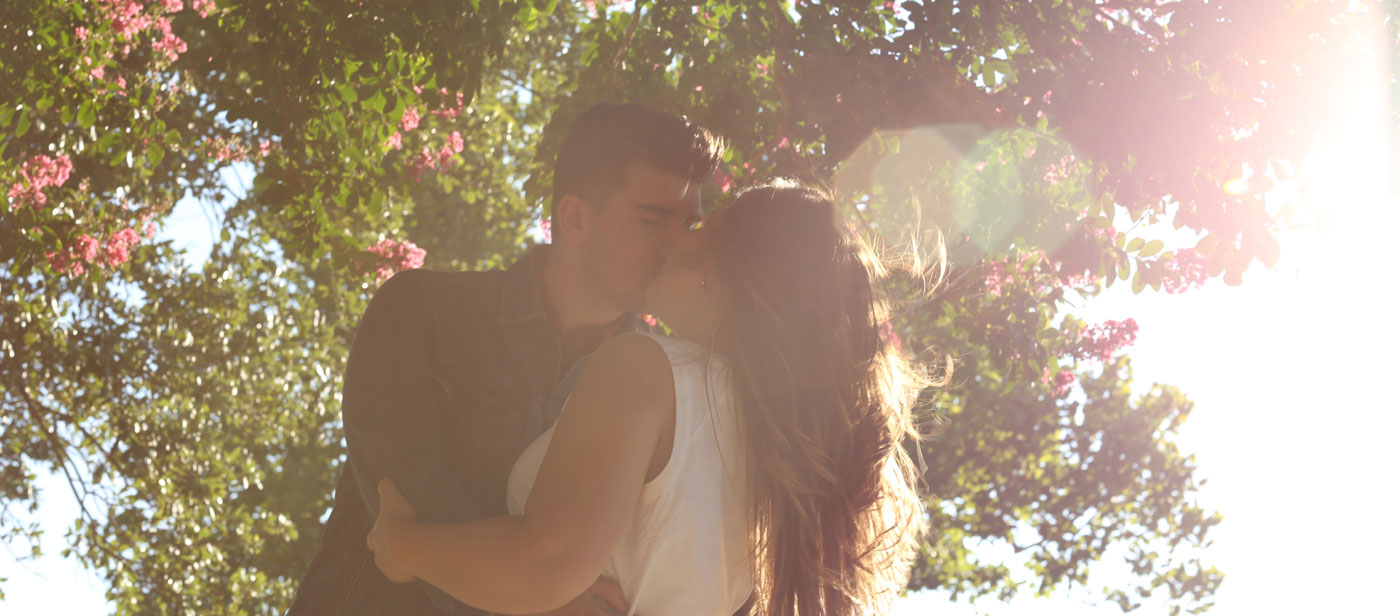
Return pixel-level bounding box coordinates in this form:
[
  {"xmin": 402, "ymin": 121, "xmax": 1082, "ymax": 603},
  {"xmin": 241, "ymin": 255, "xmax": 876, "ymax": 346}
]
[{"xmin": 2, "ymin": 8, "xmax": 1394, "ymax": 613}]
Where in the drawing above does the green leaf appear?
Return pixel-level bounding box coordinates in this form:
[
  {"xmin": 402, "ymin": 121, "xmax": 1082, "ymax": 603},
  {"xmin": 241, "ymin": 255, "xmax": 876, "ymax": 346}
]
[
  {"xmin": 15, "ymin": 109, "xmax": 30, "ymax": 137},
  {"xmin": 1139, "ymin": 239, "xmax": 1163, "ymax": 257},
  {"xmin": 515, "ymin": 3, "xmax": 540, "ymax": 31},
  {"xmin": 77, "ymin": 101, "xmax": 96, "ymax": 128},
  {"xmin": 337, "ymin": 84, "xmax": 357, "ymax": 104},
  {"xmin": 36, "ymin": 96, "xmax": 53, "ymax": 111},
  {"xmin": 1132, "ymin": 271, "xmax": 1146, "ymax": 294},
  {"xmin": 0, "ymin": 105, "xmax": 12, "ymax": 128},
  {"xmin": 1125, "ymin": 237, "xmax": 1144, "ymax": 252},
  {"xmin": 368, "ymin": 189, "xmax": 385, "ymax": 216},
  {"xmin": 95, "ymin": 131, "xmax": 118, "ymax": 154},
  {"xmin": 147, "ymin": 144, "xmax": 165, "ymax": 168},
  {"xmin": 343, "ymin": 59, "xmax": 362, "ymax": 80},
  {"xmin": 362, "ymin": 90, "xmax": 386, "ymax": 114}
]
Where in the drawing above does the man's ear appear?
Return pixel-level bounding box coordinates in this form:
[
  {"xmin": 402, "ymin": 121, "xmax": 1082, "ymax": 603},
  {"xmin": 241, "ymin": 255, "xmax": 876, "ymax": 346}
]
[{"xmin": 555, "ymin": 194, "xmax": 592, "ymax": 245}]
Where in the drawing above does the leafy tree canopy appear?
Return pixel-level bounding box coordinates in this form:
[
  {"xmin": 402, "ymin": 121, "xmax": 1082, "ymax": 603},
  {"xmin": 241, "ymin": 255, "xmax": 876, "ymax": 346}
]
[{"xmin": 2, "ymin": 0, "xmax": 1374, "ymax": 613}]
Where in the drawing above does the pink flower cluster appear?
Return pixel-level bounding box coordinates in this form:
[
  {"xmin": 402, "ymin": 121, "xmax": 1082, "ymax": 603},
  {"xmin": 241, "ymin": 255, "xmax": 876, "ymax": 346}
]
[
  {"xmin": 879, "ymin": 321, "xmax": 904, "ymax": 353},
  {"xmin": 45, "ymin": 226, "xmax": 147, "ymax": 275},
  {"xmin": 150, "ymin": 15, "xmax": 188, "ymax": 61},
  {"xmin": 97, "ymin": 0, "xmax": 189, "ymax": 59},
  {"xmin": 1043, "ymin": 154, "xmax": 1079, "ymax": 185},
  {"xmin": 983, "ymin": 249, "xmax": 1092, "ymax": 297},
  {"xmin": 713, "ymin": 168, "xmax": 734, "ymax": 194},
  {"xmin": 1160, "ymin": 248, "xmax": 1208, "ymax": 294},
  {"xmin": 1066, "ymin": 318, "xmax": 1138, "ymax": 361},
  {"xmin": 406, "ymin": 131, "xmax": 465, "ymax": 180},
  {"xmin": 400, "ymin": 106, "xmax": 420, "ymax": 132},
  {"xmin": 1041, "ymin": 366, "xmax": 1076, "ymax": 398},
  {"xmin": 538, "ymin": 218, "xmax": 552, "ymax": 243},
  {"xmin": 366, "ymin": 238, "xmax": 427, "ymax": 282},
  {"xmin": 430, "ymin": 90, "xmax": 467, "ymax": 120},
  {"xmin": 7, "ymin": 154, "xmax": 74, "ymax": 210},
  {"xmin": 206, "ymin": 137, "xmax": 274, "ymax": 163}
]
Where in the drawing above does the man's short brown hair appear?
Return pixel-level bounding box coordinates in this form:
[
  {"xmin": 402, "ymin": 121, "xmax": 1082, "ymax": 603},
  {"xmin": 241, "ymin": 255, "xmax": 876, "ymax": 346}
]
[{"xmin": 551, "ymin": 103, "xmax": 725, "ymax": 234}]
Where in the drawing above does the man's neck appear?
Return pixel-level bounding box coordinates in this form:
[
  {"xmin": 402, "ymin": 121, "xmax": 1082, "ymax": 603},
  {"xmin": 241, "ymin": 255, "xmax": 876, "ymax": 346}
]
[{"xmin": 540, "ymin": 247, "xmax": 627, "ymax": 339}]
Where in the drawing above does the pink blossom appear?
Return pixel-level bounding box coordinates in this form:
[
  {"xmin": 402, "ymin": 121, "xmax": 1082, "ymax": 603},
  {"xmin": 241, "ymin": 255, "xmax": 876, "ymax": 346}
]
[
  {"xmin": 46, "ymin": 250, "xmax": 85, "ymax": 276},
  {"xmin": 1042, "ymin": 90, "xmax": 1053, "ymax": 104},
  {"xmin": 144, "ymin": 222, "xmax": 157, "ymax": 238},
  {"xmin": 983, "ymin": 259, "xmax": 1008, "ymax": 297},
  {"xmin": 161, "ymin": 0, "xmax": 182, "ymax": 11},
  {"xmin": 1066, "ymin": 319, "xmax": 1139, "ymax": 362},
  {"xmin": 539, "ymin": 218, "xmax": 552, "ymax": 243},
  {"xmin": 975, "ymin": 161, "xmax": 988, "ymax": 173},
  {"xmin": 74, "ymin": 234, "xmax": 102, "ymax": 262},
  {"xmin": 75, "ymin": 26, "xmax": 90, "ymax": 41},
  {"xmin": 713, "ymin": 168, "xmax": 734, "ymax": 194},
  {"xmin": 400, "ymin": 106, "xmax": 420, "ymax": 131},
  {"xmin": 192, "ymin": 0, "xmax": 214, "ymax": 17},
  {"xmin": 641, "ymin": 314, "xmax": 658, "ymax": 327},
  {"xmin": 446, "ymin": 130, "xmax": 464, "ymax": 154},
  {"xmin": 1051, "ymin": 369, "xmax": 1076, "ymax": 397},
  {"xmin": 257, "ymin": 139, "xmax": 272, "ymax": 159},
  {"xmin": 384, "ymin": 131, "xmax": 403, "ymax": 150},
  {"xmin": 7, "ymin": 154, "xmax": 74, "ymax": 209},
  {"xmin": 89, "ymin": 65, "xmax": 106, "ymax": 80},
  {"xmin": 366, "ymin": 238, "xmax": 427, "ymax": 282},
  {"xmin": 102, "ymin": 227, "xmax": 142, "ymax": 266},
  {"xmin": 879, "ymin": 321, "xmax": 904, "ymax": 353},
  {"xmin": 406, "ymin": 146, "xmax": 435, "ymax": 180},
  {"xmin": 1043, "ymin": 154, "xmax": 1078, "ymax": 185},
  {"xmin": 151, "ymin": 17, "xmax": 187, "ymax": 61},
  {"xmin": 1161, "ymin": 248, "xmax": 1208, "ymax": 294}
]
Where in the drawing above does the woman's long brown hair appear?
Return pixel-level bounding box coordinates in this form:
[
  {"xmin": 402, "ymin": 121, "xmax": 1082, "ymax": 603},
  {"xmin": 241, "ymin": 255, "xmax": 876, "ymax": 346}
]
[{"xmin": 710, "ymin": 182, "xmax": 940, "ymax": 615}]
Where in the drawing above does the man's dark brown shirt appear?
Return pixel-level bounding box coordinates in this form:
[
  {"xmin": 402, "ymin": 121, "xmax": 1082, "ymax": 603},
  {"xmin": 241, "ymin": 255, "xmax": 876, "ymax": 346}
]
[{"xmin": 288, "ymin": 247, "xmax": 645, "ymax": 615}]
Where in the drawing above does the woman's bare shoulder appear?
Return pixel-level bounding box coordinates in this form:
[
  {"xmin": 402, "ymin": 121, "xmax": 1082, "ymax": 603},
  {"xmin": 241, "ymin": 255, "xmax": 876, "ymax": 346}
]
[{"xmin": 584, "ymin": 332, "xmax": 673, "ymax": 395}]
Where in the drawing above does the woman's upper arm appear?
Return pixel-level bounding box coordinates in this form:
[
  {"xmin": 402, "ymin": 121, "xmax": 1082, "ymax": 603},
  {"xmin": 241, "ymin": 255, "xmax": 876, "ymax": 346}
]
[{"xmin": 518, "ymin": 333, "xmax": 675, "ymax": 589}]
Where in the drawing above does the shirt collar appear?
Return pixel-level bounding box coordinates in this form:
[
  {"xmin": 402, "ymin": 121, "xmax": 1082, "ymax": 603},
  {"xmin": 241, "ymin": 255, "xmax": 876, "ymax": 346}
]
[{"xmin": 499, "ymin": 245, "xmax": 552, "ymax": 324}]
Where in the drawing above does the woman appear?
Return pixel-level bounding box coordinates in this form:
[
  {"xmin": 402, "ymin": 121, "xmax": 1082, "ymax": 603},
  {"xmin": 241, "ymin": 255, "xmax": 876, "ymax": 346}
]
[{"xmin": 367, "ymin": 181, "xmax": 936, "ymax": 615}]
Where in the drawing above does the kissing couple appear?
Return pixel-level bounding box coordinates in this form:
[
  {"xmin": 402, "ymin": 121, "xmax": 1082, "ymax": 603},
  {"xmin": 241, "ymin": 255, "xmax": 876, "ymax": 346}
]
[{"xmin": 289, "ymin": 102, "xmax": 935, "ymax": 616}]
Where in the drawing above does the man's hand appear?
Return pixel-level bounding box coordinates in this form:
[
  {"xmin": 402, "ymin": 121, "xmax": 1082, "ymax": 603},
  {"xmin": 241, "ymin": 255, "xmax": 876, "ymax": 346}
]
[
  {"xmin": 526, "ymin": 576, "xmax": 631, "ymax": 616},
  {"xmin": 366, "ymin": 478, "xmax": 419, "ymax": 583}
]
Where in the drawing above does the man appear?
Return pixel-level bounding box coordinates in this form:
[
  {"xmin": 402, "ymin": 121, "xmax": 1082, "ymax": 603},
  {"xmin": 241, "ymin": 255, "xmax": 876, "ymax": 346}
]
[{"xmin": 289, "ymin": 102, "xmax": 725, "ymax": 615}]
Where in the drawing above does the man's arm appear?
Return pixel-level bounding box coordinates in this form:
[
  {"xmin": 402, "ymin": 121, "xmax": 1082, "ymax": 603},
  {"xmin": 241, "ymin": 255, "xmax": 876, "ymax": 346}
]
[
  {"xmin": 367, "ymin": 333, "xmax": 674, "ymax": 614},
  {"xmin": 341, "ymin": 269, "xmax": 489, "ymax": 614}
]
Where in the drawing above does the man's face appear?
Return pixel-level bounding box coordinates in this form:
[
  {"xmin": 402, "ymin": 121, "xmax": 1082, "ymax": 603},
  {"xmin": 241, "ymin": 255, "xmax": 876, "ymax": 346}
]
[{"xmin": 580, "ymin": 162, "xmax": 703, "ymax": 313}]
